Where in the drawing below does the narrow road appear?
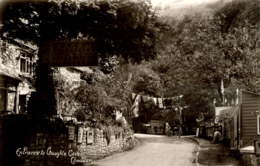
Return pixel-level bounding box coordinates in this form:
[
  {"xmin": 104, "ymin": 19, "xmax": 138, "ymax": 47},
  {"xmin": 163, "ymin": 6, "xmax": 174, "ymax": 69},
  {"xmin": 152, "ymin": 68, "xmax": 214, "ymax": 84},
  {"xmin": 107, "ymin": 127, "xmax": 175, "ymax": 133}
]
[{"xmin": 88, "ymin": 134, "xmax": 198, "ymax": 166}]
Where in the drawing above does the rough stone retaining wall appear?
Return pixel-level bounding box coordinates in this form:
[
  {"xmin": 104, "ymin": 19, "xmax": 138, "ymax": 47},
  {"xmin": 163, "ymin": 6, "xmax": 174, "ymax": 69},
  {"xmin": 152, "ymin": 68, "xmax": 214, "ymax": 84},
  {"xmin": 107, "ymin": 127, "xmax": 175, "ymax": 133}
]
[
  {"xmin": 0, "ymin": 115, "xmax": 139, "ymax": 166},
  {"xmin": 242, "ymin": 153, "xmax": 257, "ymax": 166},
  {"xmin": 78, "ymin": 128, "xmax": 138, "ymax": 160}
]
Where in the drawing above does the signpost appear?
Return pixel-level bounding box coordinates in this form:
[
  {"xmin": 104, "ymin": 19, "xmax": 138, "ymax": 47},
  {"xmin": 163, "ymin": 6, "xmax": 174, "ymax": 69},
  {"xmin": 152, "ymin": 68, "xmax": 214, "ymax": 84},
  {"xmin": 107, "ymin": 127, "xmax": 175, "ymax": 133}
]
[
  {"xmin": 87, "ymin": 130, "xmax": 94, "ymax": 144},
  {"xmin": 77, "ymin": 127, "xmax": 83, "ymax": 143},
  {"xmin": 68, "ymin": 126, "xmax": 75, "ymax": 141},
  {"xmin": 50, "ymin": 41, "xmax": 98, "ymax": 67}
]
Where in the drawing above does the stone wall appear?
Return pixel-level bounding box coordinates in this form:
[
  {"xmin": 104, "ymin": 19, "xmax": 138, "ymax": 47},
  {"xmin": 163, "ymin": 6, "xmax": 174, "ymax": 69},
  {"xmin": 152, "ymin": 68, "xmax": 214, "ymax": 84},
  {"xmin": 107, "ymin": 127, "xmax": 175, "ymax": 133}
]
[
  {"xmin": 0, "ymin": 115, "xmax": 139, "ymax": 166},
  {"xmin": 242, "ymin": 153, "xmax": 257, "ymax": 166},
  {"xmin": 78, "ymin": 128, "xmax": 137, "ymax": 161}
]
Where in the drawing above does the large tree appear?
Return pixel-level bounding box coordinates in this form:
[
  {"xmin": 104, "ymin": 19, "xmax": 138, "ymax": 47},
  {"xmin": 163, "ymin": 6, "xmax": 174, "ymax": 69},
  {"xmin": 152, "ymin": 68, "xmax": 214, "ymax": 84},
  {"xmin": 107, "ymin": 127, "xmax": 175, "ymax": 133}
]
[
  {"xmin": 134, "ymin": 0, "xmax": 260, "ymax": 120},
  {"xmin": 1, "ymin": 0, "xmax": 158, "ymax": 62},
  {"xmin": 0, "ymin": 0, "xmax": 160, "ymax": 117},
  {"xmin": 156, "ymin": 0, "xmax": 260, "ymax": 93}
]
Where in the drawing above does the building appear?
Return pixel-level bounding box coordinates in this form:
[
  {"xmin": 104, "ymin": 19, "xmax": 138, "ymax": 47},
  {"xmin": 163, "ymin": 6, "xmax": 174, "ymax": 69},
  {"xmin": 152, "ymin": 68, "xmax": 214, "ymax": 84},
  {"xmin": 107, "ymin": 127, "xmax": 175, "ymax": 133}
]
[
  {"xmin": 206, "ymin": 90, "xmax": 260, "ymax": 149},
  {"xmin": 233, "ymin": 90, "xmax": 260, "ymax": 149},
  {"xmin": 211, "ymin": 89, "xmax": 260, "ymax": 156},
  {"xmin": 238, "ymin": 91, "xmax": 260, "ymax": 148},
  {"xmin": 218, "ymin": 107, "xmax": 236, "ymax": 146},
  {"xmin": 55, "ymin": 67, "xmax": 93, "ymax": 118},
  {"xmin": 0, "ymin": 38, "xmax": 94, "ymax": 117},
  {"xmin": 0, "ymin": 39, "xmax": 38, "ymax": 115},
  {"xmin": 196, "ymin": 106, "xmax": 229, "ymax": 138}
]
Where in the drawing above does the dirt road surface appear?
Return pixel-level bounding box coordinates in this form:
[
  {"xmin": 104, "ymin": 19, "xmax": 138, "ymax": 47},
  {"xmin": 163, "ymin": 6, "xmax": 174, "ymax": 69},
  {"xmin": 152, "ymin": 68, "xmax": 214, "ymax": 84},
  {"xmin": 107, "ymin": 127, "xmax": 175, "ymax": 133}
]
[{"xmin": 87, "ymin": 134, "xmax": 198, "ymax": 166}]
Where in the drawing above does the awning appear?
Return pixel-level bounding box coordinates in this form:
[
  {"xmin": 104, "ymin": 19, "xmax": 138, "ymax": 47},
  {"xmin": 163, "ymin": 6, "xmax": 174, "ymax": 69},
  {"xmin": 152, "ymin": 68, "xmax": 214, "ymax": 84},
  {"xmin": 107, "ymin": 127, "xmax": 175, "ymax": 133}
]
[{"xmin": 240, "ymin": 146, "xmax": 254, "ymax": 154}]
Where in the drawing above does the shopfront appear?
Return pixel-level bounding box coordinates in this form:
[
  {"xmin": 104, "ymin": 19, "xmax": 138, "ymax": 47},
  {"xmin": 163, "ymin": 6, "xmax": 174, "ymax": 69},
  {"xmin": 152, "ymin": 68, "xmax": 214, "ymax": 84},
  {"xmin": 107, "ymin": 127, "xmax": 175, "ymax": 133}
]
[{"xmin": 0, "ymin": 73, "xmax": 21, "ymax": 114}]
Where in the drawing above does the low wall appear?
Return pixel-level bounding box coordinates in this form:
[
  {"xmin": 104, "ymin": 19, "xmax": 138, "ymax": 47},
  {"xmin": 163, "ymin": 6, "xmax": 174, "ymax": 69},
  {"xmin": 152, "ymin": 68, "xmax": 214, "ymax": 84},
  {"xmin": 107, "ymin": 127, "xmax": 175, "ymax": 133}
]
[
  {"xmin": 242, "ymin": 153, "xmax": 257, "ymax": 166},
  {"xmin": 0, "ymin": 115, "xmax": 139, "ymax": 166}
]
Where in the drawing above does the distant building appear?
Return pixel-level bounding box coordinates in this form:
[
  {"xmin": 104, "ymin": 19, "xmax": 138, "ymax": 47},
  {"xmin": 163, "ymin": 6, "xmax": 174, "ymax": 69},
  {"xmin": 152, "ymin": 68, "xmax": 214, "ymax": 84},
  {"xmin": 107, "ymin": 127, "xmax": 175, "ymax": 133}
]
[
  {"xmin": 235, "ymin": 90, "xmax": 260, "ymax": 148},
  {"xmin": 218, "ymin": 107, "xmax": 236, "ymax": 141},
  {"xmin": 217, "ymin": 90, "xmax": 260, "ymax": 152},
  {"xmin": 53, "ymin": 66, "xmax": 93, "ymax": 117}
]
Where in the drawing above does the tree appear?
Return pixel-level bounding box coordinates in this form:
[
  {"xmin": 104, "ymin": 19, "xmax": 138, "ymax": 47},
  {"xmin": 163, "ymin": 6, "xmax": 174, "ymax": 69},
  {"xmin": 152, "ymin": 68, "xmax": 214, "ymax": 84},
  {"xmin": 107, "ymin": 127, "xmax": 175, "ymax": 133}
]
[
  {"xmin": 78, "ymin": 66, "xmax": 136, "ymax": 124},
  {"xmin": 163, "ymin": 108, "xmax": 177, "ymax": 125},
  {"xmin": 1, "ymin": 0, "xmax": 159, "ymax": 62},
  {"xmin": 138, "ymin": 99, "xmax": 160, "ymax": 122},
  {"xmin": 213, "ymin": 0, "xmax": 260, "ymax": 93},
  {"xmin": 181, "ymin": 85, "xmax": 217, "ymax": 120},
  {"xmin": 132, "ymin": 0, "xmax": 260, "ymax": 120},
  {"xmin": 156, "ymin": 0, "xmax": 260, "ymax": 93},
  {"xmin": 0, "ymin": 0, "xmax": 160, "ymax": 117},
  {"xmin": 131, "ymin": 63, "xmax": 162, "ymax": 97}
]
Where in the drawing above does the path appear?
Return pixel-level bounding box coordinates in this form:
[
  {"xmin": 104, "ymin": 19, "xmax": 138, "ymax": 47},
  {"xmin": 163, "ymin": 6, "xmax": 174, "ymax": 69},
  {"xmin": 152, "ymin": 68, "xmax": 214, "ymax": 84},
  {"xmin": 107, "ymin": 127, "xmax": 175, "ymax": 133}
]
[{"xmin": 87, "ymin": 134, "xmax": 198, "ymax": 166}]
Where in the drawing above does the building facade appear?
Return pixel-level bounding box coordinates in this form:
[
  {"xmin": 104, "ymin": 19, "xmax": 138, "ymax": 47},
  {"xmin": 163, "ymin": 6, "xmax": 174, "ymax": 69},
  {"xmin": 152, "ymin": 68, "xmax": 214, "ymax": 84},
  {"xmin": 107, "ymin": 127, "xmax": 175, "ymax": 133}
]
[
  {"xmin": 0, "ymin": 39, "xmax": 38, "ymax": 115},
  {"xmin": 0, "ymin": 39, "xmax": 93, "ymax": 117}
]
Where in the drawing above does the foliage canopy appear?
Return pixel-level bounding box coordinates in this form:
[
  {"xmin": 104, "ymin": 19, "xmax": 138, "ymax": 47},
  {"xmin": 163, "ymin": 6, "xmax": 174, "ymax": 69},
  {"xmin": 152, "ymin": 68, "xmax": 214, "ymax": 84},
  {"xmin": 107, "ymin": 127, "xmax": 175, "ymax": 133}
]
[
  {"xmin": 1, "ymin": 0, "xmax": 159, "ymax": 63},
  {"xmin": 130, "ymin": 0, "xmax": 260, "ymax": 120}
]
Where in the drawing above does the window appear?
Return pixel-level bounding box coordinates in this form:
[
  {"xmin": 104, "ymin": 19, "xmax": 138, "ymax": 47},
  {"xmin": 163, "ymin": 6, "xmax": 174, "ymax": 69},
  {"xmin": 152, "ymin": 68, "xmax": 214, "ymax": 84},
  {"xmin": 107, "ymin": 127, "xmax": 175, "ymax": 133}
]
[
  {"xmin": 20, "ymin": 53, "xmax": 36, "ymax": 76},
  {"xmin": 0, "ymin": 78, "xmax": 18, "ymax": 114},
  {"xmin": 257, "ymin": 115, "xmax": 260, "ymax": 135}
]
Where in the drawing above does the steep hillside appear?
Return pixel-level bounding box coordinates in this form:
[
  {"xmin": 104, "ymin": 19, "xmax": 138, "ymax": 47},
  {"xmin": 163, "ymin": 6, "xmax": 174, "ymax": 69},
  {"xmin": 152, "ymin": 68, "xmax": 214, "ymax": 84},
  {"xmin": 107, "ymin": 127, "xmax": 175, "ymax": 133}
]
[{"xmin": 152, "ymin": 0, "xmax": 232, "ymax": 19}]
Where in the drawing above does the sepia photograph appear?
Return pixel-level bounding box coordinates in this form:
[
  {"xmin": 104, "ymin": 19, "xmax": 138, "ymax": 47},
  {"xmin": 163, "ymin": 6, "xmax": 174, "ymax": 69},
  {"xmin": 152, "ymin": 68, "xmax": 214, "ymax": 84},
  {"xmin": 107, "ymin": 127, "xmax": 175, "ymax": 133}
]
[{"xmin": 0, "ymin": 0, "xmax": 259, "ymax": 165}]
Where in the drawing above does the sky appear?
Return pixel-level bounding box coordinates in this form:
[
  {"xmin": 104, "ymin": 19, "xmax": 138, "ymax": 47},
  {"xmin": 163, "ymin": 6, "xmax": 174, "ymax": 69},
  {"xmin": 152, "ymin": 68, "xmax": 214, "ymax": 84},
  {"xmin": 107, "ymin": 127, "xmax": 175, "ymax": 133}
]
[
  {"xmin": 150, "ymin": 0, "xmax": 226, "ymax": 9},
  {"xmin": 150, "ymin": 0, "xmax": 229, "ymax": 17},
  {"xmin": 151, "ymin": 0, "xmax": 221, "ymax": 6}
]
